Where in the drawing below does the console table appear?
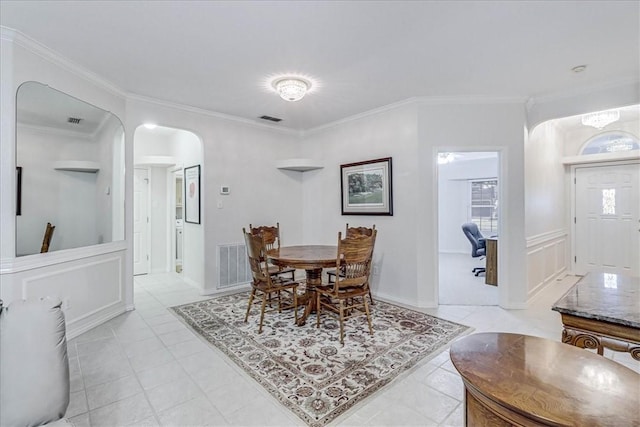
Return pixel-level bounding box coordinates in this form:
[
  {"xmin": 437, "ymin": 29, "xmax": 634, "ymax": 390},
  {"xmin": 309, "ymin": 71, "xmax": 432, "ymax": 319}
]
[
  {"xmin": 450, "ymin": 332, "xmax": 640, "ymax": 427},
  {"xmin": 552, "ymin": 271, "xmax": 640, "ymax": 360}
]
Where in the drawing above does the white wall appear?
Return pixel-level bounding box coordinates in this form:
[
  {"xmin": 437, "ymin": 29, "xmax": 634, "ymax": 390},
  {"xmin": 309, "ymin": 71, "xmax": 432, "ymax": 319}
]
[
  {"xmin": 1, "ymin": 29, "xmax": 128, "ymax": 339},
  {"xmin": 438, "ymin": 156, "xmax": 498, "ymax": 254},
  {"xmin": 126, "ymin": 96, "xmax": 303, "ymax": 296},
  {"xmin": 417, "ymin": 101, "xmax": 528, "ymax": 308},
  {"xmin": 524, "ymin": 120, "xmax": 568, "ymax": 297},
  {"xmin": 301, "ymin": 103, "xmax": 420, "ymax": 306}
]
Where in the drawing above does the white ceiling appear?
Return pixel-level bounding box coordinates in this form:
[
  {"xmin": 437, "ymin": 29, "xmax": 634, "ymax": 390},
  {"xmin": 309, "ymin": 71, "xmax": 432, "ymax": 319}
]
[{"xmin": 1, "ymin": 1, "xmax": 638, "ymax": 131}]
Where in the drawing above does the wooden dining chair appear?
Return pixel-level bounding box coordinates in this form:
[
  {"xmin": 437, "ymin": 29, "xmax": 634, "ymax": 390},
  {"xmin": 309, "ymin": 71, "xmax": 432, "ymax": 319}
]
[
  {"xmin": 243, "ymin": 229, "xmax": 299, "ymax": 333},
  {"xmin": 249, "ymin": 223, "xmax": 296, "ymax": 281},
  {"xmin": 40, "ymin": 222, "xmax": 55, "ymax": 253},
  {"xmin": 316, "ymin": 230, "xmax": 376, "ymax": 344},
  {"xmin": 326, "ymin": 224, "xmax": 376, "ymax": 304}
]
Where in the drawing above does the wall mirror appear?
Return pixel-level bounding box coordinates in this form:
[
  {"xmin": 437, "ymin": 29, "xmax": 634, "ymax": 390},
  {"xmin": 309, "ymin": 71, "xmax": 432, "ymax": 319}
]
[{"xmin": 16, "ymin": 81, "xmax": 125, "ymax": 256}]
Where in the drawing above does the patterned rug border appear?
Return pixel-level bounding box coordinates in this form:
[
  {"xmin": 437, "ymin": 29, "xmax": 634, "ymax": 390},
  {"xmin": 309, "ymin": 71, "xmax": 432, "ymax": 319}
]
[{"xmin": 169, "ymin": 292, "xmax": 473, "ymax": 426}]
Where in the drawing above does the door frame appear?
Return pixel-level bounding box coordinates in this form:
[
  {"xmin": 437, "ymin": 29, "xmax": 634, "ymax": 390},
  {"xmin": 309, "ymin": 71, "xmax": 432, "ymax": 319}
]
[
  {"xmin": 169, "ymin": 166, "xmax": 184, "ymax": 274},
  {"xmin": 133, "ymin": 167, "xmax": 151, "ymax": 275},
  {"xmin": 434, "ymin": 148, "xmax": 504, "ymax": 306},
  {"xmin": 570, "ymin": 159, "xmax": 640, "ymax": 275}
]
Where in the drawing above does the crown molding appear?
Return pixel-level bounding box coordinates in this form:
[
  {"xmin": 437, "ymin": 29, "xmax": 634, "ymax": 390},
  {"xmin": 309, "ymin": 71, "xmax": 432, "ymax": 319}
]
[
  {"xmin": 17, "ymin": 122, "xmax": 97, "ymax": 140},
  {"xmin": 1, "ymin": 26, "xmax": 127, "ymax": 99},
  {"xmin": 303, "ymin": 95, "xmax": 526, "ymax": 136},
  {"xmin": 127, "ymin": 93, "xmax": 302, "ymax": 137},
  {"xmin": 526, "ymin": 78, "xmax": 640, "ymax": 109},
  {"xmin": 303, "ymin": 97, "xmax": 421, "ymax": 136}
]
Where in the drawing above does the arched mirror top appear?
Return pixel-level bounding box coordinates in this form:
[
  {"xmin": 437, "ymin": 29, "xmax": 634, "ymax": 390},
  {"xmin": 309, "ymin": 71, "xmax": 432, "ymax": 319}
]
[{"xmin": 16, "ymin": 81, "xmax": 125, "ymax": 256}]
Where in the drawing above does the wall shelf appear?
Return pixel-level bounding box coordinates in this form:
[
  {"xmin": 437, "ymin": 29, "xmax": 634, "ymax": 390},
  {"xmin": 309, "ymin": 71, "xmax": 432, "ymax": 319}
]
[
  {"xmin": 53, "ymin": 160, "xmax": 100, "ymax": 173},
  {"xmin": 276, "ymin": 158, "xmax": 323, "ymax": 172}
]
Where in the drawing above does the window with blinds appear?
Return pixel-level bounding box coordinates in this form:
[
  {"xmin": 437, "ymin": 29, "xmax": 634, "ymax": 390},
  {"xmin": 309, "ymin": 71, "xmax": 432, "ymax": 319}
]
[{"xmin": 470, "ymin": 179, "xmax": 498, "ymax": 234}]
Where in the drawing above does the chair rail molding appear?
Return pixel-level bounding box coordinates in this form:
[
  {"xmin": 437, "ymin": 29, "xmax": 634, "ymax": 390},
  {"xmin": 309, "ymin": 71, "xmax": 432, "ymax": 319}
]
[
  {"xmin": 0, "ymin": 241, "xmax": 127, "ymax": 274},
  {"xmin": 526, "ymin": 229, "xmax": 568, "ymax": 248}
]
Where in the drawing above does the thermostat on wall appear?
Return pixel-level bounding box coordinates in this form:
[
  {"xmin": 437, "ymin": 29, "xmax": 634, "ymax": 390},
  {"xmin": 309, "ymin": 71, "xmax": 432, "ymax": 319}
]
[{"xmin": 220, "ymin": 185, "xmax": 230, "ymax": 195}]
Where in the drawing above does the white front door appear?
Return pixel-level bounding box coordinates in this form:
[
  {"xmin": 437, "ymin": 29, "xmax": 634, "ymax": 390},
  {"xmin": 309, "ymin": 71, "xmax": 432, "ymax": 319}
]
[
  {"xmin": 133, "ymin": 168, "xmax": 150, "ymax": 275},
  {"xmin": 574, "ymin": 162, "xmax": 640, "ymax": 276}
]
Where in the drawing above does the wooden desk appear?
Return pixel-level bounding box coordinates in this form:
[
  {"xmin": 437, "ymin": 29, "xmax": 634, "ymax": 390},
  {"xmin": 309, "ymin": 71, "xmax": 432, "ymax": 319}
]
[
  {"xmin": 450, "ymin": 332, "xmax": 640, "ymax": 427},
  {"xmin": 268, "ymin": 245, "xmax": 337, "ymax": 325},
  {"xmin": 552, "ymin": 272, "xmax": 640, "ymax": 360},
  {"xmin": 485, "ymin": 237, "xmax": 497, "ymax": 286}
]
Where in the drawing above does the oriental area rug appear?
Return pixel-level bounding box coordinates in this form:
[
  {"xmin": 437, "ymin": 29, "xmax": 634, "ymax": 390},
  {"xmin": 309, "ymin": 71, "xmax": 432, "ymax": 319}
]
[{"xmin": 170, "ymin": 292, "xmax": 471, "ymax": 426}]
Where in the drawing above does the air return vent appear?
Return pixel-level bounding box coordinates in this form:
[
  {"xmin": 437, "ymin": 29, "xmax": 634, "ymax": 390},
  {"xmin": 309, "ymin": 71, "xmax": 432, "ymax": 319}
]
[
  {"xmin": 259, "ymin": 115, "xmax": 282, "ymax": 123},
  {"xmin": 218, "ymin": 243, "xmax": 251, "ymax": 288},
  {"xmin": 67, "ymin": 117, "xmax": 82, "ymax": 124}
]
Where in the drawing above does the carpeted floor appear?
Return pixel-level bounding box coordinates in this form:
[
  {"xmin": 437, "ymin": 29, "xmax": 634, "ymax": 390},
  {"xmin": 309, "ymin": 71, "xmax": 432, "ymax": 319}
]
[{"xmin": 170, "ymin": 292, "xmax": 472, "ymax": 426}]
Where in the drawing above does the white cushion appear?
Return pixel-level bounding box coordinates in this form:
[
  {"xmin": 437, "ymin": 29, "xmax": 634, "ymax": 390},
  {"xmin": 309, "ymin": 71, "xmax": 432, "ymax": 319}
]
[{"xmin": 0, "ymin": 297, "xmax": 70, "ymax": 426}]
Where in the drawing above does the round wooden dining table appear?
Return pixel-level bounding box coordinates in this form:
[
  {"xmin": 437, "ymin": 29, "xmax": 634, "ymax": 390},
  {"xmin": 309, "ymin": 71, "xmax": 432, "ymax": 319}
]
[{"xmin": 268, "ymin": 245, "xmax": 337, "ymax": 325}]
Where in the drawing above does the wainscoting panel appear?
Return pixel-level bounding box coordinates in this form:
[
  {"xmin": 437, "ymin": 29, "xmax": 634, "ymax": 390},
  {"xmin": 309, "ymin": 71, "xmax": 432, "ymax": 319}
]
[
  {"xmin": 1, "ymin": 249, "xmax": 127, "ymax": 339},
  {"xmin": 526, "ymin": 230, "xmax": 568, "ymax": 299}
]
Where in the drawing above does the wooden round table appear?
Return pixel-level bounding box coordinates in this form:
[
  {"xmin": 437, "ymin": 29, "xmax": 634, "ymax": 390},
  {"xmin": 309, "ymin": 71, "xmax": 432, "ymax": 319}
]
[
  {"xmin": 450, "ymin": 332, "xmax": 640, "ymax": 427},
  {"xmin": 268, "ymin": 245, "xmax": 337, "ymax": 325}
]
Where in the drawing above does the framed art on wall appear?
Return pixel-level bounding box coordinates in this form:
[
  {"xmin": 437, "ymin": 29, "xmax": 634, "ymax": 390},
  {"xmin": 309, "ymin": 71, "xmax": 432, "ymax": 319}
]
[
  {"xmin": 341, "ymin": 157, "xmax": 393, "ymax": 215},
  {"xmin": 184, "ymin": 165, "xmax": 201, "ymax": 224}
]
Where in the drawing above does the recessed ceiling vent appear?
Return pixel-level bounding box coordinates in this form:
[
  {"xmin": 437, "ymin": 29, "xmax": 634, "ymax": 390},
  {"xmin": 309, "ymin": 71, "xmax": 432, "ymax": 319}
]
[
  {"xmin": 67, "ymin": 117, "xmax": 82, "ymax": 124},
  {"xmin": 259, "ymin": 115, "xmax": 282, "ymax": 123}
]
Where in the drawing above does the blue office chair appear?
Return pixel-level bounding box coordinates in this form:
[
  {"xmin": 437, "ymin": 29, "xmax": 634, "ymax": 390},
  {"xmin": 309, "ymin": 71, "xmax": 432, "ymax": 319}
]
[{"xmin": 461, "ymin": 223, "xmax": 486, "ymax": 276}]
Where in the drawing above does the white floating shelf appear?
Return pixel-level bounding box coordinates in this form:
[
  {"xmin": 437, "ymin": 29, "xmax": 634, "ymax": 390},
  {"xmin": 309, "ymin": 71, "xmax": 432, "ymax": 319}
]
[
  {"xmin": 276, "ymin": 158, "xmax": 323, "ymax": 172},
  {"xmin": 53, "ymin": 161, "xmax": 100, "ymax": 173}
]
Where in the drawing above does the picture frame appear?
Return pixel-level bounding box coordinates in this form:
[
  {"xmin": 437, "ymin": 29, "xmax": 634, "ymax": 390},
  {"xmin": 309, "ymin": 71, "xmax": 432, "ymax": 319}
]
[
  {"xmin": 341, "ymin": 157, "xmax": 393, "ymax": 215},
  {"xmin": 16, "ymin": 166, "xmax": 22, "ymax": 216},
  {"xmin": 184, "ymin": 165, "xmax": 201, "ymax": 224}
]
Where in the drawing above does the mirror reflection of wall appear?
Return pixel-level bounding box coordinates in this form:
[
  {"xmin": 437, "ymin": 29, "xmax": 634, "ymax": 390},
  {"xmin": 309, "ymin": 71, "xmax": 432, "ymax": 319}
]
[{"xmin": 16, "ymin": 82, "xmax": 125, "ymax": 256}]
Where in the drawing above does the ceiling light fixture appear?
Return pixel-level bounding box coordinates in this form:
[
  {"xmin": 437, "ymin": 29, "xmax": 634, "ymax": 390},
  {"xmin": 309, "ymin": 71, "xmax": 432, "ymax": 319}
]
[
  {"xmin": 272, "ymin": 77, "xmax": 310, "ymax": 102},
  {"xmin": 571, "ymin": 64, "xmax": 587, "ymax": 73},
  {"xmin": 438, "ymin": 153, "xmax": 454, "ymax": 164},
  {"xmin": 143, "ymin": 123, "xmax": 157, "ymax": 130},
  {"xmin": 581, "ymin": 110, "xmax": 620, "ymax": 129}
]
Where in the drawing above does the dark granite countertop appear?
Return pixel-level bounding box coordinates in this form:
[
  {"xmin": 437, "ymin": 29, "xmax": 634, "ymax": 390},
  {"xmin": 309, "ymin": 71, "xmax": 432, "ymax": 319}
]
[{"xmin": 552, "ymin": 272, "xmax": 640, "ymax": 328}]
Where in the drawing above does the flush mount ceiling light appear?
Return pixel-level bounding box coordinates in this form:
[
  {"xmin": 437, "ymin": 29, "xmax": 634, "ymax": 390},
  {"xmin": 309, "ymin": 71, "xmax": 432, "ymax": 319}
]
[
  {"xmin": 272, "ymin": 77, "xmax": 311, "ymax": 102},
  {"xmin": 143, "ymin": 123, "xmax": 157, "ymax": 130},
  {"xmin": 581, "ymin": 110, "xmax": 620, "ymax": 129},
  {"xmin": 438, "ymin": 153, "xmax": 454, "ymax": 164}
]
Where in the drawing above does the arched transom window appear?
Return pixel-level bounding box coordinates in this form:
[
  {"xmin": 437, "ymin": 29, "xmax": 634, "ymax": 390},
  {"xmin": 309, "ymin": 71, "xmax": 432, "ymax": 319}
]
[{"xmin": 580, "ymin": 132, "xmax": 640, "ymax": 155}]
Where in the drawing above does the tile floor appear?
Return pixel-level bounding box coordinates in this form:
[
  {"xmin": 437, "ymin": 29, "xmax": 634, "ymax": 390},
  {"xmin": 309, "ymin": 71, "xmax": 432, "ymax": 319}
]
[
  {"xmin": 64, "ymin": 273, "xmax": 640, "ymax": 427},
  {"xmin": 438, "ymin": 253, "xmax": 498, "ymax": 305}
]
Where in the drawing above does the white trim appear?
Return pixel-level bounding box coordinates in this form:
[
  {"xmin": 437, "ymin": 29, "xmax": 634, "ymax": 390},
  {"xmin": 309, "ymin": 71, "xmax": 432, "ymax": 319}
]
[
  {"xmin": 127, "ymin": 93, "xmax": 300, "ymax": 136},
  {"xmin": 17, "ymin": 122, "xmax": 97, "ymax": 139},
  {"xmin": 526, "ymin": 229, "xmax": 567, "ymax": 248},
  {"xmin": 562, "ymin": 151, "xmax": 640, "ymax": 165},
  {"xmin": 0, "ymin": 242, "xmax": 126, "ymax": 274},
  {"xmin": 2, "ymin": 26, "xmax": 126, "ymax": 98},
  {"xmin": 526, "ymin": 78, "xmax": 640, "ymax": 107},
  {"xmin": 304, "ymin": 95, "xmax": 526, "ymax": 136}
]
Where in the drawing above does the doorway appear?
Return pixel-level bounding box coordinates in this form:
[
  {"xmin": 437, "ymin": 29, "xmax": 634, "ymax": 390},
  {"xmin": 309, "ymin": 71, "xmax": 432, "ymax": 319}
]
[
  {"xmin": 437, "ymin": 151, "xmax": 500, "ymax": 305},
  {"xmin": 573, "ymin": 161, "xmax": 640, "ymax": 276},
  {"xmin": 133, "ymin": 124, "xmax": 204, "ymax": 291}
]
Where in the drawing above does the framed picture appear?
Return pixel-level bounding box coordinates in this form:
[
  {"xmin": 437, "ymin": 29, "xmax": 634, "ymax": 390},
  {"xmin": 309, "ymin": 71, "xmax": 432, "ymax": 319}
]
[
  {"xmin": 16, "ymin": 166, "xmax": 22, "ymax": 216},
  {"xmin": 341, "ymin": 157, "xmax": 393, "ymax": 215},
  {"xmin": 184, "ymin": 165, "xmax": 201, "ymax": 224}
]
